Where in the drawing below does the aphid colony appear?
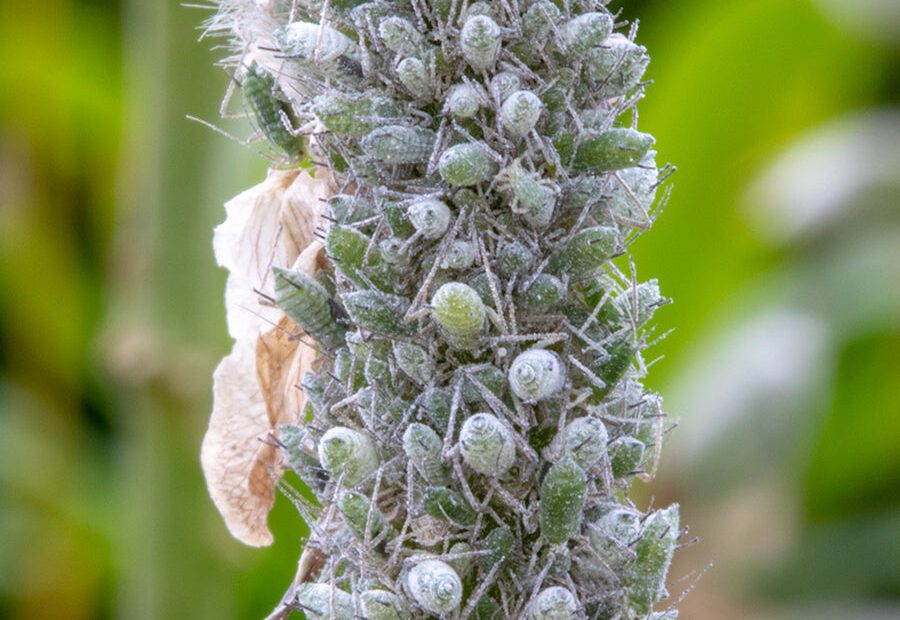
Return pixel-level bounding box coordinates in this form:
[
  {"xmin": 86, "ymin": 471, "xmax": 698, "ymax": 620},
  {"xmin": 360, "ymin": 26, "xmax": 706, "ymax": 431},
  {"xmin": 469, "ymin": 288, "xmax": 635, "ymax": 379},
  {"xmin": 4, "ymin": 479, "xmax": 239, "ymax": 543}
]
[{"xmin": 210, "ymin": 0, "xmax": 680, "ymax": 617}]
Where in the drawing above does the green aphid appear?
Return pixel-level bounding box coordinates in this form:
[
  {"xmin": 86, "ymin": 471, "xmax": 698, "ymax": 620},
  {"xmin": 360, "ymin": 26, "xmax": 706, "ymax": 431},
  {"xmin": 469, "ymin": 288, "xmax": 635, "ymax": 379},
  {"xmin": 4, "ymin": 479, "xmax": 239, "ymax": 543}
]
[
  {"xmin": 496, "ymin": 240, "xmax": 534, "ymax": 277},
  {"xmin": 473, "ymin": 596, "xmax": 502, "ymax": 620},
  {"xmin": 613, "ymin": 280, "xmax": 665, "ymax": 329},
  {"xmin": 384, "ymin": 202, "xmax": 416, "ymax": 237},
  {"xmin": 341, "ymin": 290, "xmax": 413, "ymax": 338},
  {"xmin": 499, "ymin": 90, "xmax": 543, "ymax": 140},
  {"xmin": 467, "ymin": 272, "xmax": 501, "ymax": 305},
  {"xmin": 378, "ymin": 16, "xmax": 424, "ymax": 56},
  {"xmin": 242, "ymin": 65, "xmax": 302, "ymax": 155},
  {"xmin": 279, "ymin": 424, "xmax": 327, "ymax": 492},
  {"xmin": 573, "ymin": 128, "xmax": 656, "ymax": 172},
  {"xmin": 333, "ymin": 348, "xmax": 353, "ymax": 386},
  {"xmin": 517, "ymin": 274, "xmax": 566, "ymax": 312},
  {"xmin": 312, "ymin": 92, "xmax": 402, "ymax": 137},
  {"xmin": 338, "ymin": 490, "xmax": 395, "ymax": 544},
  {"xmin": 609, "ymin": 436, "xmax": 645, "ymax": 478},
  {"xmin": 326, "ymin": 225, "xmax": 390, "ymax": 290},
  {"xmin": 295, "ymin": 584, "xmax": 354, "ymax": 620},
  {"xmin": 586, "ymin": 33, "xmax": 650, "ymax": 99},
  {"xmin": 318, "ymin": 426, "xmax": 379, "ymax": 487},
  {"xmin": 361, "ymin": 125, "xmax": 436, "ymax": 164},
  {"xmin": 393, "ymin": 342, "xmax": 434, "ymax": 385},
  {"xmin": 628, "ymin": 505, "xmax": 679, "ymax": 615},
  {"xmin": 438, "ymin": 143, "xmax": 498, "ymax": 186},
  {"xmin": 527, "ymin": 586, "xmax": 579, "ymax": 620},
  {"xmin": 417, "ymin": 387, "xmax": 453, "ymax": 432},
  {"xmin": 273, "ymin": 267, "xmax": 346, "ymax": 350},
  {"xmin": 549, "ymin": 226, "xmax": 619, "ymax": 280},
  {"xmin": 423, "ymin": 486, "xmax": 476, "ymax": 526},
  {"xmin": 396, "ymin": 57, "xmax": 432, "ymax": 99},
  {"xmin": 327, "ymin": 194, "xmax": 377, "ymax": 224},
  {"xmin": 540, "ymin": 455, "xmax": 587, "ymax": 544},
  {"xmin": 431, "ymin": 282, "xmax": 486, "ymax": 350},
  {"xmin": 364, "ymin": 340, "xmax": 393, "ymax": 386},
  {"xmin": 460, "ymin": 365, "xmax": 507, "ymax": 404},
  {"xmin": 360, "ymin": 590, "xmax": 411, "ymax": 620},
  {"xmin": 403, "ymin": 423, "xmax": 449, "ymax": 485},
  {"xmin": 590, "ymin": 329, "xmax": 636, "ymax": 401},
  {"xmin": 478, "ymin": 525, "xmax": 514, "ymax": 570}
]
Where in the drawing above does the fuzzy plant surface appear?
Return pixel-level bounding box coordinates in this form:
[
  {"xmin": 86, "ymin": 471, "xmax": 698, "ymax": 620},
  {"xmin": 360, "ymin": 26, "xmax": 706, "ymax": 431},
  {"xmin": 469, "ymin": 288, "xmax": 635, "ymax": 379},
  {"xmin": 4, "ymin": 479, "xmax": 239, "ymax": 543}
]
[{"xmin": 203, "ymin": 0, "xmax": 681, "ymax": 618}]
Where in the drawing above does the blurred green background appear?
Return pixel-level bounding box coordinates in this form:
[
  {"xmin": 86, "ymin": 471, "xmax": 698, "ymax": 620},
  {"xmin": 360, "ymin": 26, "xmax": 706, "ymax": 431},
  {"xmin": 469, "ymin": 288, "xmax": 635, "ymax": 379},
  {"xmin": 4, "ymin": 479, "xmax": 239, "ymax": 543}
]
[{"xmin": 0, "ymin": 0, "xmax": 897, "ymax": 618}]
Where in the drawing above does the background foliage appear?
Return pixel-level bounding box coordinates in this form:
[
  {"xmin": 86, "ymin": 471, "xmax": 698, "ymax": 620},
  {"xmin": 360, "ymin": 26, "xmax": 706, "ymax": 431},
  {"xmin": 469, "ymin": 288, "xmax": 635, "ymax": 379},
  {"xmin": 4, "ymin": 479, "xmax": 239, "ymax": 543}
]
[{"xmin": 0, "ymin": 0, "xmax": 896, "ymax": 618}]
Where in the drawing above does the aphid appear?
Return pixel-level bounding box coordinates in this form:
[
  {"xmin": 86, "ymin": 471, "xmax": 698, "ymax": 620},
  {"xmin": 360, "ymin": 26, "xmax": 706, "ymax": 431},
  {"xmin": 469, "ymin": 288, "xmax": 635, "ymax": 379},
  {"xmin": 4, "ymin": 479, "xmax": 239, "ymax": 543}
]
[
  {"xmin": 378, "ymin": 16, "xmax": 424, "ymax": 56},
  {"xmin": 500, "ymin": 90, "xmax": 544, "ymax": 140},
  {"xmin": 396, "ymin": 57, "xmax": 431, "ymax": 99},
  {"xmin": 527, "ymin": 587, "xmax": 579, "ymax": 620},
  {"xmin": 274, "ymin": 21, "xmax": 361, "ymax": 85},
  {"xmin": 312, "ymin": 93, "xmax": 403, "ymax": 137},
  {"xmin": 548, "ymin": 226, "xmax": 619, "ymax": 279},
  {"xmin": 241, "ymin": 64, "xmax": 302, "ymax": 155},
  {"xmin": 295, "ymin": 583, "xmax": 354, "ymax": 620},
  {"xmin": 460, "ymin": 15, "xmax": 502, "ymax": 71},
  {"xmin": 517, "ymin": 274, "xmax": 566, "ymax": 312},
  {"xmin": 408, "ymin": 199, "xmax": 452, "ymax": 239},
  {"xmin": 496, "ymin": 161, "xmax": 557, "ymax": 229},
  {"xmin": 406, "ymin": 560, "xmax": 463, "ymax": 614},
  {"xmin": 539, "ymin": 455, "xmax": 587, "ymax": 544},
  {"xmin": 273, "ymin": 267, "xmax": 346, "ymax": 350},
  {"xmin": 459, "ymin": 413, "xmax": 516, "ymax": 476},
  {"xmin": 628, "ymin": 505, "xmax": 680, "ymax": 614},
  {"xmin": 360, "ymin": 590, "xmax": 411, "ymax": 620},
  {"xmin": 609, "ymin": 435, "xmax": 645, "ymax": 478},
  {"xmin": 573, "ymin": 128, "xmax": 656, "ymax": 172},
  {"xmin": 431, "ymin": 282, "xmax": 486, "ymax": 350},
  {"xmin": 341, "ymin": 290, "xmax": 413, "ymax": 338},
  {"xmin": 478, "ymin": 525, "xmax": 514, "ymax": 569},
  {"xmin": 560, "ymin": 12, "xmax": 613, "ymax": 55},
  {"xmin": 550, "ymin": 417, "xmax": 609, "ymax": 470},
  {"xmin": 440, "ymin": 239, "xmax": 476, "ymax": 270},
  {"xmin": 460, "ymin": 365, "xmax": 507, "ymax": 404},
  {"xmin": 338, "ymin": 490, "xmax": 395, "ymax": 544},
  {"xmin": 403, "ymin": 423, "xmax": 449, "ymax": 484},
  {"xmin": 438, "ymin": 143, "xmax": 498, "ymax": 186},
  {"xmin": 423, "ymin": 486, "xmax": 476, "ymax": 525},
  {"xmin": 586, "ymin": 33, "xmax": 651, "ymax": 99},
  {"xmin": 318, "ymin": 426, "xmax": 379, "ymax": 486},
  {"xmin": 362, "ymin": 126, "xmax": 437, "ymax": 164},
  {"xmin": 509, "ymin": 349, "xmax": 567, "ymax": 402},
  {"xmin": 497, "ymin": 240, "xmax": 535, "ymax": 277},
  {"xmin": 444, "ymin": 83, "xmax": 482, "ymax": 118}
]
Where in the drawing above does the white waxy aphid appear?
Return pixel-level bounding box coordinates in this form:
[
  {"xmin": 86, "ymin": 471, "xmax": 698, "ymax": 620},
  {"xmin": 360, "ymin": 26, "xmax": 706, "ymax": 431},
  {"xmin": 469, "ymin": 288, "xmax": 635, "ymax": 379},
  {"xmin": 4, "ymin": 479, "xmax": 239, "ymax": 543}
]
[
  {"xmin": 402, "ymin": 423, "xmax": 449, "ymax": 484},
  {"xmin": 509, "ymin": 348, "xmax": 566, "ymax": 401},
  {"xmin": 408, "ymin": 199, "xmax": 451, "ymax": 239},
  {"xmin": 274, "ymin": 22, "xmax": 358, "ymax": 83},
  {"xmin": 378, "ymin": 16, "xmax": 423, "ymax": 56},
  {"xmin": 550, "ymin": 416, "xmax": 608, "ymax": 470},
  {"xmin": 446, "ymin": 541, "xmax": 474, "ymax": 575},
  {"xmin": 497, "ymin": 161, "xmax": 557, "ymax": 228},
  {"xmin": 393, "ymin": 341, "xmax": 434, "ymax": 385},
  {"xmin": 396, "ymin": 57, "xmax": 431, "ymax": 99},
  {"xmin": 560, "ymin": 12, "xmax": 613, "ymax": 55},
  {"xmin": 295, "ymin": 583, "xmax": 354, "ymax": 620},
  {"xmin": 460, "ymin": 15, "xmax": 502, "ymax": 71},
  {"xmin": 361, "ymin": 589, "xmax": 411, "ymax": 620},
  {"xmin": 586, "ymin": 33, "xmax": 650, "ymax": 98},
  {"xmin": 379, "ymin": 237, "xmax": 406, "ymax": 265},
  {"xmin": 527, "ymin": 586, "xmax": 579, "ymax": 620},
  {"xmin": 444, "ymin": 83, "xmax": 481, "ymax": 118},
  {"xmin": 490, "ymin": 71, "xmax": 521, "ymax": 102},
  {"xmin": 500, "ymin": 90, "xmax": 543, "ymax": 139},
  {"xmin": 440, "ymin": 240, "xmax": 476, "ymax": 270},
  {"xmin": 604, "ymin": 150, "xmax": 659, "ymax": 220},
  {"xmin": 406, "ymin": 560, "xmax": 462, "ymax": 614},
  {"xmin": 318, "ymin": 426, "xmax": 379, "ymax": 487},
  {"xmin": 459, "ymin": 413, "xmax": 516, "ymax": 476}
]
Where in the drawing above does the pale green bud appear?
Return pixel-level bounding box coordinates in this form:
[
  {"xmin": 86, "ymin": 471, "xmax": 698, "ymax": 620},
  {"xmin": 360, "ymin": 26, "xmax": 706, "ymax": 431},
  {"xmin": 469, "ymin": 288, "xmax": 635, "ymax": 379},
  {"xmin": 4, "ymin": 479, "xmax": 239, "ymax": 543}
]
[
  {"xmin": 361, "ymin": 590, "xmax": 411, "ymax": 620},
  {"xmin": 396, "ymin": 57, "xmax": 431, "ymax": 98},
  {"xmin": 403, "ymin": 423, "xmax": 449, "ymax": 484},
  {"xmin": 460, "ymin": 15, "xmax": 502, "ymax": 71},
  {"xmin": 459, "ymin": 413, "xmax": 516, "ymax": 476},
  {"xmin": 438, "ymin": 143, "xmax": 498, "ymax": 186},
  {"xmin": 509, "ymin": 348, "xmax": 566, "ymax": 402},
  {"xmin": 408, "ymin": 198, "xmax": 451, "ymax": 239},
  {"xmin": 539, "ymin": 455, "xmax": 587, "ymax": 544},
  {"xmin": 500, "ymin": 90, "xmax": 543, "ymax": 139},
  {"xmin": 295, "ymin": 583, "xmax": 354, "ymax": 620},
  {"xmin": 431, "ymin": 282, "xmax": 485, "ymax": 349},
  {"xmin": 406, "ymin": 560, "xmax": 462, "ymax": 614},
  {"xmin": 441, "ymin": 240, "xmax": 476, "ymax": 270},
  {"xmin": 318, "ymin": 426, "xmax": 379, "ymax": 486},
  {"xmin": 444, "ymin": 83, "xmax": 481, "ymax": 118},
  {"xmin": 362, "ymin": 126, "xmax": 437, "ymax": 164},
  {"xmin": 551, "ymin": 416, "xmax": 608, "ymax": 470},
  {"xmin": 560, "ymin": 12, "xmax": 613, "ymax": 55},
  {"xmin": 378, "ymin": 16, "xmax": 423, "ymax": 56},
  {"xmin": 629, "ymin": 505, "xmax": 679, "ymax": 614},
  {"xmin": 527, "ymin": 587, "xmax": 579, "ymax": 620}
]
